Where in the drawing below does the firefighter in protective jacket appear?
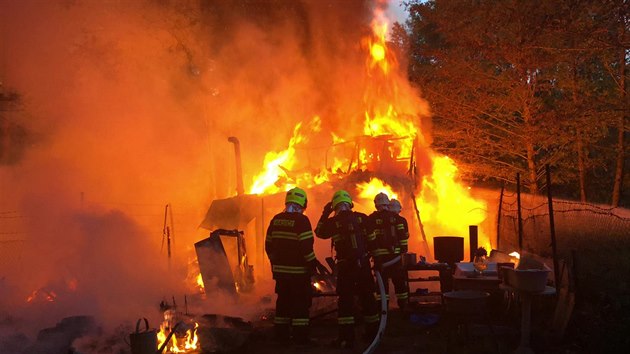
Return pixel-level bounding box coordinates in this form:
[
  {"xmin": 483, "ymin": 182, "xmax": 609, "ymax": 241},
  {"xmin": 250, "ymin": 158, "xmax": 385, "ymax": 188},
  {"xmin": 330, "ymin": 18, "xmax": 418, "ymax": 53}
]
[
  {"xmin": 265, "ymin": 187, "xmax": 316, "ymax": 344},
  {"xmin": 368, "ymin": 193, "xmax": 409, "ymax": 310},
  {"xmin": 315, "ymin": 190, "xmax": 379, "ymax": 349}
]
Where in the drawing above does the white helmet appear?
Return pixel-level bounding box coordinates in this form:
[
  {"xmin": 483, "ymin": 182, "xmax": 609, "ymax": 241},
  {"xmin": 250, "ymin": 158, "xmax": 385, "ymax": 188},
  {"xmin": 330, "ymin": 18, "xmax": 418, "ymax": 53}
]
[
  {"xmin": 390, "ymin": 199, "xmax": 402, "ymax": 214},
  {"xmin": 374, "ymin": 192, "xmax": 390, "ymax": 210}
]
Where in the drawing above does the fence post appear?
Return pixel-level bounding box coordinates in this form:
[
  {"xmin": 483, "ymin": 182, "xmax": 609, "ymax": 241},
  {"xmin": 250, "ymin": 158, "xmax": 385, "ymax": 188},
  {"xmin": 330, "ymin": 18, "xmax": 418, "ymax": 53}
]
[
  {"xmin": 546, "ymin": 164, "xmax": 560, "ymax": 288},
  {"xmin": 517, "ymin": 173, "xmax": 523, "ymax": 253},
  {"xmin": 496, "ymin": 183, "xmax": 505, "ymax": 250}
]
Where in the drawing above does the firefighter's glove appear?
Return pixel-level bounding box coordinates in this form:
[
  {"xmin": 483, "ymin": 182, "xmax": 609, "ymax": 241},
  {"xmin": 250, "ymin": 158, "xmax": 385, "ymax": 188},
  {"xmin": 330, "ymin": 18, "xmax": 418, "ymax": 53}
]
[{"xmin": 322, "ymin": 202, "xmax": 334, "ymax": 217}]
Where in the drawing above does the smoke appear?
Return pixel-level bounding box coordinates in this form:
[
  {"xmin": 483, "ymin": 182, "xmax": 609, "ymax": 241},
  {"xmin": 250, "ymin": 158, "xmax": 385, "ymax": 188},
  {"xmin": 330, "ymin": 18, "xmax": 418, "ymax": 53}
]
[{"xmin": 0, "ymin": 0, "xmax": 388, "ymax": 345}]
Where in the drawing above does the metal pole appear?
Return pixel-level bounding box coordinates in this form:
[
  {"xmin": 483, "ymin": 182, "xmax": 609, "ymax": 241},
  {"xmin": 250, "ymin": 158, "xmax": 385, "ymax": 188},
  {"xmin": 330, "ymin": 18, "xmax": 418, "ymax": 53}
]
[
  {"xmin": 517, "ymin": 173, "xmax": 523, "ymax": 253},
  {"xmin": 469, "ymin": 225, "xmax": 478, "ymax": 262},
  {"xmin": 228, "ymin": 137, "xmax": 245, "ymax": 196},
  {"xmin": 169, "ymin": 204, "xmax": 175, "ymax": 251},
  {"xmin": 496, "ymin": 183, "xmax": 505, "ymax": 250},
  {"xmin": 161, "ymin": 204, "xmax": 169, "ymax": 252},
  {"xmin": 546, "ymin": 164, "xmax": 560, "ymax": 288}
]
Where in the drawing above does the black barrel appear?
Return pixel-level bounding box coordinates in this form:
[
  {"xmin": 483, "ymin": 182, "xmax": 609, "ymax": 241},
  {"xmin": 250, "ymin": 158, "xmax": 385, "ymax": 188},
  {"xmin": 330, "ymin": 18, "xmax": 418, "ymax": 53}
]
[{"xmin": 433, "ymin": 236, "xmax": 464, "ymax": 264}]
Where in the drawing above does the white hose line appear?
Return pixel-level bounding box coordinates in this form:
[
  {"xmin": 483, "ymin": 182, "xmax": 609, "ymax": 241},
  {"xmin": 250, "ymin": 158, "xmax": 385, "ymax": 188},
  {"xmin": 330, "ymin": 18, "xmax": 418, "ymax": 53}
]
[{"xmin": 363, "ymin": 255, "xmax": 402, "ymax": 354}]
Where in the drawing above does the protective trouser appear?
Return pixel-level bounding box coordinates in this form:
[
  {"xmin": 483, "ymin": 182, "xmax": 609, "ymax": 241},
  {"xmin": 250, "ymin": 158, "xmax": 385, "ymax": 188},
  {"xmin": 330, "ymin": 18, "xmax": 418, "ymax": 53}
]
[
  {"xmin": 274, "ymin": 275, "xmax": 312, "ymax": 342},
  {"xmin": 336, "ymin": 259, "xmax": 380, "ymax": 344},
  {"xmin": 375, "ymin": 254, "xmax": 409, "ymax": 309}
]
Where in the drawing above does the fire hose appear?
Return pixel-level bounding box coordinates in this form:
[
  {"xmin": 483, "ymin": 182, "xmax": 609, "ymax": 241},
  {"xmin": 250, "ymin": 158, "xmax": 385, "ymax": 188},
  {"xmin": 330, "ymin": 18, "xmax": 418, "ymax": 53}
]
[{"xmin": 363, "ymin": 255, "xmax": 402, "ymax": 354}]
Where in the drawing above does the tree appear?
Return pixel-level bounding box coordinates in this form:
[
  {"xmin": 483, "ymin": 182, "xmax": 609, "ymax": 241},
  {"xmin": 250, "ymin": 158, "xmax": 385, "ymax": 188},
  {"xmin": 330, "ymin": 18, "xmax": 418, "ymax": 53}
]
[
  {"xmin": 404, "ymin": 0, "xmax": 629, "ymax": 204},
  {"xmin": 407, "ymin": 0, "xmax": 571, "ymax": 193},
  {"xmin": 603, "ymin": 1, "xmax": 629, "ymax": 207}
]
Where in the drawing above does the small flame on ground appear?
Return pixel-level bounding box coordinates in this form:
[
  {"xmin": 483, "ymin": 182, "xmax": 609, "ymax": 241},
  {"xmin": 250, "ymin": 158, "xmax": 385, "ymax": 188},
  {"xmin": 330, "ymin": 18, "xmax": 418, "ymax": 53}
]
[{"xmin": 157, "ymin": 321, "xmax": 199, "ymax": 353}]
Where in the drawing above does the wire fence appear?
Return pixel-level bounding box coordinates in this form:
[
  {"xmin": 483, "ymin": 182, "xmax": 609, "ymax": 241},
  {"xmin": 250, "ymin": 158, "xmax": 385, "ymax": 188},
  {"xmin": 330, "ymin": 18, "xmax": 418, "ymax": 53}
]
[
  {"xmin": 497, "ymin": 186, "xmax": 630, "ymax": 348},
  {"xmin": 0, "ymin": 201, "xmax": 208, "ymax": 275},
  {"xmin": 498, "ymin": 191, "xmax": 630, "ymax": 259},
  {"xmin": 0, "ymin": 210, "xmax": 28, "ymax": 270}
]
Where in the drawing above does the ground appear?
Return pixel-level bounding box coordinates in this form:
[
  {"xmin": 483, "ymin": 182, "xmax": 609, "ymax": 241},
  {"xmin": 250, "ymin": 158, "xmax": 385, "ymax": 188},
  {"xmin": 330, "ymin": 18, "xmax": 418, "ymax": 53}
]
[{"xmin": 236, "ymin": 297, "xmax": 563, "ymax": 354}]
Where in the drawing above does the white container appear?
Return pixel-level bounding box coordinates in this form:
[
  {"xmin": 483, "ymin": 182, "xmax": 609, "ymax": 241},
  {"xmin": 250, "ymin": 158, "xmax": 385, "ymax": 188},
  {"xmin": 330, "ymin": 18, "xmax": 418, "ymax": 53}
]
[{"xmin": 504, "ymin": 267, "xmax": 550, "ymax": 293}]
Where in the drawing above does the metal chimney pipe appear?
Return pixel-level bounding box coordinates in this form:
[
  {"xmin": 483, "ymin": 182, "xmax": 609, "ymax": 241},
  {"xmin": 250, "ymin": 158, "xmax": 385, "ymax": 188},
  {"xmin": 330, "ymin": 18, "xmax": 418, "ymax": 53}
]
[
  {"xmin": 228, "ymin": 137, "xmax": 245, "ymax": 196},
  {"xmin": 469, "ymin": 225, "xmax": 478, "ymax": 261}
]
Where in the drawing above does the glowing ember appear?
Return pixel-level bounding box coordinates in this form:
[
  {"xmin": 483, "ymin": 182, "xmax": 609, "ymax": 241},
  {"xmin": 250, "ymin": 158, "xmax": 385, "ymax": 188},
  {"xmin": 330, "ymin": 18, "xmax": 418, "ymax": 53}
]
[{"xmin": 25, "ymin": 289, "xmax": 57, "ymax": 303}]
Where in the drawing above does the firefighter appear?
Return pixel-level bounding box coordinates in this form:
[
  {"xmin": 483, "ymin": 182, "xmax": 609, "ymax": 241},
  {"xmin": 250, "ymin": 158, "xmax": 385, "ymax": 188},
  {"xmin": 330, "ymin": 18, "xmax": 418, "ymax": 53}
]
[
  {"xmin": 368, "ymin": 193, "xmax": 409, "ymax": 310},
  {"xmin": 315, "ymin": 190, "xmax": 379, "ymax": 349},
  {"xmin": 265, "ymin": 187, "xmax": 317, "ymax": 345}
]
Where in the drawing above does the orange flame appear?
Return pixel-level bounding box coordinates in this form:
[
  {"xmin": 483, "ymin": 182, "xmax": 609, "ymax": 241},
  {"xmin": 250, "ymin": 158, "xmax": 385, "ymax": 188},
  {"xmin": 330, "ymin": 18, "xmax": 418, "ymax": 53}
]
[
  {"xmin": 357, "ymin": 178, "xmax": 398, "ymax": 201},
  {"xmin": 417, "ymin": 155, "xmax": 489, "ymax": 248},
  {"xmin": 157, "ymin": 320, "xmax": 199, "ymax": 353},
  {"xmin": 195, "ymin": 273, "xmax": 205, "ymax": 293},
  {"xmin": 250, "ymin": 116, "xmax": 324, "ymax": 195},
  {"xmin": 246, "ymin": 6, "xmax": 490, "ymax": 251}
]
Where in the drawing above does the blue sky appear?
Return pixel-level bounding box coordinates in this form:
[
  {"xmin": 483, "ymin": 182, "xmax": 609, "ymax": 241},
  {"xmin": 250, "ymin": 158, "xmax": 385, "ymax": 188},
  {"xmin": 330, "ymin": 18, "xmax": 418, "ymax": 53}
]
[{"xmin": 386, "ymin": 0, "xmax": 409, "ymax": 24}]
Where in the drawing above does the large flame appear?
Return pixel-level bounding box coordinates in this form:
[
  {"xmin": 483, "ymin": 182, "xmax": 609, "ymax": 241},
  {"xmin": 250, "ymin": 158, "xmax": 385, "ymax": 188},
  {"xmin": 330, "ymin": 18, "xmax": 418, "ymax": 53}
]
[
  {"xmin": 357, "ymin": 177, "xmax": 398, "ymax": 201},
  {"xmin": 417, "ymin": 155, "xmax": 489, "ymax": 249},
  {"xmin": 247, "ymin": 4, "xmax": 490, "ymax": 251},
  {"xmin": 250, "ymin": 116, "xmax": 325, "ymax": 195}
]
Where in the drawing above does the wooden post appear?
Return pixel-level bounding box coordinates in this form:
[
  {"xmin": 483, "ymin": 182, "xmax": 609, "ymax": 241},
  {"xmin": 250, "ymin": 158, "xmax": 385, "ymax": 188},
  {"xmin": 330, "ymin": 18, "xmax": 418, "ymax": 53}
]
[
  {"xmin": 546, "ymin": 164, "xmax": 560, "ymax": 288},
  {"xmin": 166, "ymin": 227, "xmax": 171, "ymax": 258},
  {"xmin": 571, "ymin": 249, "xmax": 579, "ymax": 304},
  {"xmin": 496, "ymin": 183, "xmax": 505, "ymax": 250},
  {"xmin": 161, "ymin": 204, "xmax": 169, "ymax": 252},
  {"xmin": 169, "ymin": 204, "xmax": 175, "ymax": 251},
  {"xmin": 517, "ymin": 173, "xmax": 523, "ymax": 253}
]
